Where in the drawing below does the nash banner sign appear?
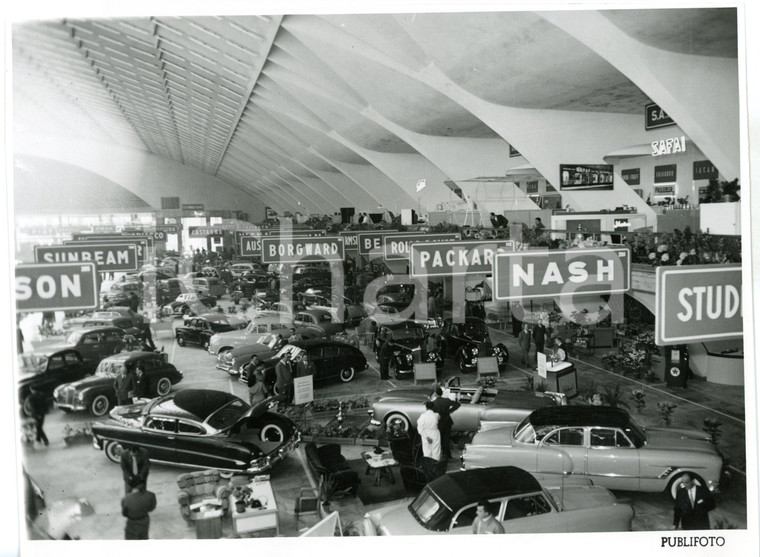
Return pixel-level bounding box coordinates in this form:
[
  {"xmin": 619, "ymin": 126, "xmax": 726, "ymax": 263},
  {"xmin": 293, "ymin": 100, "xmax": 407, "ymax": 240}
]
[
  {"xmin": 410, "ymin": 240, "xmax": 516, "ymax": 277},
  {"xmin": 383, "ymin": 233, "xmax": 460, "ymax": 261},
  {"xmin": 494, "ymin": 248, "xmax": 631, "ymax": 300},
  {"xmin": 15, "ymin": 262, "xmax": 99, "ymax": 312},
  {"xmin": 358, "ymin": 231, "xmax": 398, "ymax": 255},
  {"xmin": 261, "ymin": 236, "xmax": 345, "ymax": 263},
  {"xmin": 655, "ymin": 265, "xmax": 742, "ymax": 346},
  {"xmin": 34, "ymin": 243, "xmax": 138, "ymax": 272}
]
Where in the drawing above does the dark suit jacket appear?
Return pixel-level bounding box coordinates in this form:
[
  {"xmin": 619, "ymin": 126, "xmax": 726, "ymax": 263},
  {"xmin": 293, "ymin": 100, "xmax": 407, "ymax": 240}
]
[
  {"xmin": 431, "ymin": 397, "xmax": 461, "ymax": 431},
  {"xmin": 673, "ymin": 484, "xmax": 715, "ymax": 530},
  {"xmin": 533, "ymin": 325, "xmax": 546, "ymax": 349},
  {"xmin": 121, "ymin": 447, "xmax": 151, "ymax": 484}
]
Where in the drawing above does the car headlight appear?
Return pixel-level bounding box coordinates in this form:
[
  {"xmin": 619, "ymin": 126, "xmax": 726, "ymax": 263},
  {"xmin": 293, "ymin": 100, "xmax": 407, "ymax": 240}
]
[
  {"xmin": 53, "ymin": 385, "xmax": 63, "ymax": 398},
  {"xmin": 404, "ymin": 353, "xmax": 413, "ymax": 362},
  {"xmin": 75, "ymin": 392, "xmax": 85, "ymax": 402},
  {"xmin": 472, "ymin": 346, "xmax": 479, "ymax": 355}
]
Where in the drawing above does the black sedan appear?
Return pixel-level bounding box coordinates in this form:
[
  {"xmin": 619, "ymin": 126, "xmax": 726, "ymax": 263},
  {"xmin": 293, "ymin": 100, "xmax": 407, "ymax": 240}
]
[
  {"xmin": 175, "ymin": 314, "xmax": 248, "ymax": 349},
  {"xmin": 373, "ymin": 322, "xmax": 443, "ymax": 379},
  {"xmin": 53, "ymin": 351, "xmax": 183, "ymax": 417},
  {"xmin": 18, "ymin": 348, "xmax": 92, "ymax": 416},
  {"xmin": 439, "ymin": 317, "xmax": 509, "ymax": 373},
  {"xmin": 163, "ymin": 293, "xmax": 217, "ymax": 317},
  {"xmin": 91, "ymin": 389, "xmax": 300, "ymax": 477},
  {"xmin": 261, "ymin": 339, "xmax": 368, "ymax": 392}
]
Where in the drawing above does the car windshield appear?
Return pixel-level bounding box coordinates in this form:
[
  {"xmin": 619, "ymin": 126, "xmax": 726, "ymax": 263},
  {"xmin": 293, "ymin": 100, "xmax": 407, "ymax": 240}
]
[
  {"xmin": 459, "ymin": 321, "xmax": 487, "ymax": 337},
  {"xmin": 20, "ymin": 355, "xmax": 47, "ymax": 373},
  {"xmin": 257, "ymin": 334, "xmax": 276, "ymax": 345},
  {"xmin": 275, "ymin": 344, "xmax": 301, "ymax": 359},
  {"xmin": 66, "ymin": 331, "xmax": 84, "ymax": 345},
  {"xmin": 95, "ymin": 359, "xmax": 125, "ymax": 378},
  {"xmin": 408, "ymin": 487, "xmax": 451, "ymax": 531},
  {"xmin": 207, "ymin": 399, "xmax": 249, "ymax": 431},
  {"xmin": 392, "ymin": 328, "xmax": 424, "ymax": 341},
  {"xmin": 624, "ymin": 415, "xmax": 647, "ymax": 448},
  {"xmin": 514, "ymin": 416, "xmax": 537, "ymax": 443}
]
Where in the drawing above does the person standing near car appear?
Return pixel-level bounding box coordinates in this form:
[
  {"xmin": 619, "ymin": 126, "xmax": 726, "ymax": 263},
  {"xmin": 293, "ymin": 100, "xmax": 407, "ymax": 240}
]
[
  {"xmin": 378, "ymin": 337, "xmax": 394, "ymax": 381},
  {"xmin": 672, "ymin": 473, "xmax": 716, "ymax": 530},
  {"xmin": 26, "ymin": 386, "xmax": 49, "ymax": 447},
  {"xmin": 121, "ymin": 477, "xmax": 156, "ymax": 540},
  {"xmin": 114, "ymin": 367, "xmax": 137, "ymax": 406},
  {"xmin": 247, "ymin": 368, "xmax": 267, "ymax": 407},
  {"xmin": 121, "ymin": 444, "xmax": 150, "ymax": 494},
  {"xmin": 275, "ymin": 351, "xmax": 294, "ymax": 404},
  {"xmin": 533, "ymin": 321, "xmax": 547, "ymax": 369},
  {"xmin": 132, "ymin": 363, "xmax": 150, "ymax": 401},
  {"xmin": 518, "ymin": 324, "xmax": 532, "ymax": 367},
  {"xmin": 431, "ymin": 387, "xmax": 460, "ymax": 460}
]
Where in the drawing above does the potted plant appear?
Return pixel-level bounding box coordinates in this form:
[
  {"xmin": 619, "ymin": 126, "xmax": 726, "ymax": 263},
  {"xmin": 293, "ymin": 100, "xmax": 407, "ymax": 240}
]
[{"xmin": 231, "ymin": 484, "xmax": 252, "ymax": 513}]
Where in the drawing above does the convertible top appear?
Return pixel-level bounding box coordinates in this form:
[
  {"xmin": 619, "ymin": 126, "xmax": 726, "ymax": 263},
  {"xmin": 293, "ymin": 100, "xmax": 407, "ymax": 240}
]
[{"xmin": 429, "ymin": 466, "xmax": 541, "ymax": 510}]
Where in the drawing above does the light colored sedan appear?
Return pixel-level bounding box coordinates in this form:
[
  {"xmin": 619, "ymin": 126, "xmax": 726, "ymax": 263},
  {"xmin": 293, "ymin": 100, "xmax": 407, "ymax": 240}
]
[
  {"xmin": 462, "ymin": 406, "xmax": 728, "ymax": 497},
  {"xmin": 370, "ymin": 381, "xmax": 567, "ymax": 433},
  {"xmin": 363, "ymin": 466, "xmax": 634, "ymax": 535},
  {"xmin": 207, "ymin": 313, "xmax": 293, "ymax": 355}
]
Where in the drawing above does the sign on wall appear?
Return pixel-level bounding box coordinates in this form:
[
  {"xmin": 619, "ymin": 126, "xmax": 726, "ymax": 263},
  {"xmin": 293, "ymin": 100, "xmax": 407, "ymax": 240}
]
[
  {"xmin": 240, "ymin": 231, "xmax": 325, "ymax": 256},
  {"xmin": 182, "ymin": 204, "xmax": 205, "ymax": 211},
  {"xmin": 293, "ymin": 375, "xmax": 314, "ymax": 405},
  {"xmin": 15, "ymin": 262, "xmax": 99, "ymax": 312},
  {"xmin": 339, "ymin": 231, "xmax": 359, "ymax": 251},
  {"xmin": 35, "ymin": 243, "xmax": 138, "ymax": 272},
  {"xmin": 410, "ymin": 240, "xmax": 516, "ymax": 277},
  {"xmin": 261, "ymin": 236, "xmax": 345, "ymax": 263},
  {"xmin": 693, "ymin": 160, "xmax": 719, "ymax": 180},
  {"xmin": 66, "ymin": 238, "xmax": 148, "ymax": 262},
  {"xmin": 645, "ymin": 102, "xmax": 675, "ymax": 130},
  {"xmin": 559, "ymin": 164, "xmax": 614, "ymax": 190},
  {"xmin": 621, "ymin": 168, "xmax": 640, "ymax": 186},
  {"xmin": 653, "ymin": 185, "xmax": 676, "ymax": 196},
  {"xmin": 493, "ymin": 248, "xmax": 631, "ymax": 300},
  {"xmin": 526, "ymin": 180, "xmax": 539, "ymax": 193},
  {"xmin": 156, "ymin": 225, "xmax": 179, "ymax": 234},
  {"xmin": 383, "ymin": 233, "xmax": 460, "ymax": 261},
  {"xmin": 357, "ymin": 231, "xmax": 398, "ymax": 256},
  {"xmin": 651, "ymin": 136, "xmax": 686, "ymax": 157},
  {"xmin": 654, "ymin": 164, "xmax": 677, "ymax": 184},
  {"xmin": 655, "ymin": 264, "xmax": 742, "ymax": 346}
]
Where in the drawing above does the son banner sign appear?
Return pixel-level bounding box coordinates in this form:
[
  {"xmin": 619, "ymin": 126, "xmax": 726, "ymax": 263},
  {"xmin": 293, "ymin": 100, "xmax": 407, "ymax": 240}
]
[
  {"xmin": 494, "ymin": 248, "xmax": 631, "ymax": 300},
  {"xmin": 15, "ymin": 262, "xmax": 99, "ymax": 312},
  {"xmin": 410, "ymin": 240, "xmax": 516, "ymax": 277},
  {"xmin": 261, "ymin": 236, "xmax": 345, "ymax": 263},
  {"xmin": 34, "ymin": 243, "xmax": 138, "ymax": 272},
  {"xmin": 655, "ymin": 264, "xmax": 742, "ymax": 346},
  {"xmin": 383, "ymin": 233, "xmax": 460, "ymax": 261}
]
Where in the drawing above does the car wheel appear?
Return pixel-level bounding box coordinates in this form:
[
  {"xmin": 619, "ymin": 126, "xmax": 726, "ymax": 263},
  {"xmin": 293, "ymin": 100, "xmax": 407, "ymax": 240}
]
[
  {"xmin": 21, "ymin": 395, "xmax": 34, "ymax": 417},
  {"xmin": 339, "ymin": 367, "xmax": 355, "ymax": 382},
  {"xmin": 219, "ymin": 470, "xmax": 234, "ymax": 479},
  {"xmin": 156, "ymin": 377, "xmax": 172, "ymax": 396},
  {"xmin": 260, "ymin": 422, "xmax": 286, "ymax": 443},
  {"xmin": 176, "ymin": 336, "xmax": 186, "ymax": 347},
  {"xmin": 668, "ymin": 472, "xmax": 704, "ymax": 499},
  {"xmin": 456, "ymin": 350, "xmax": 472, "ymax": 373},
  {"xmin": 385, "ymin": 412, "xmax": 411, "ymax": 432},
  {"xmin": 91, "ymin": 395, "xmax": 111, "ymax": 417},
  {"xmin": 272, "ymin": 383, "xmax": 282, "ymax": 396},
  {"xmin": 104, "ymin": 441, "xmax": 124, "ymax": 463}
]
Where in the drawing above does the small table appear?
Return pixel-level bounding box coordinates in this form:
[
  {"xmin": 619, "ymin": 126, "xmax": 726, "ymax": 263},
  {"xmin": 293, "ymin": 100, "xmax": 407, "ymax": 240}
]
[
  {"xmin": 361, "ymin": 450, "xmax": 398, "ymax": 486},
  {"xmin": 230, "ymin": 479, "xmax": 278, "ymax": 536}
]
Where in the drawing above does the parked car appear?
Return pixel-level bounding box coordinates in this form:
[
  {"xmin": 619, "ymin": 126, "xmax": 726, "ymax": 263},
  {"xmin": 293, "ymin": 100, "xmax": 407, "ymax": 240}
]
[
  {"xmin": 220, "ymin": 327, "xmax": 324, "ymax": 377},
  {"xmin": 91, "ymin": 389, "xmax": 300, "ymax": 476},
  {"xmin": 372, "ymin": 322, "xmax": 442, "ymax": 379},
  {"xmin": 62, "ymin": 307, "xmax": 142, "ymax": 332},
  {"xmin": 362, "ymin": 466, "xmax": 634, "ymax": 535},
  {"xmin": 439, "ymin": 317, "xmax": 508, "ymax": 373},
  {"xmin": 157, "ymin": 278, "xmax": 186, "ymax": 305},
  {"xmin": 306, "ymin": 295, "xmax": 366, "ymax": 327},
  {"xmin": 207, "ymin": 314, "xmax": 294, "ymax": 355},
  {"xmin": 260, "ymin": 339, "xmax": 368, "ymax": 392},
  {"xmin": 461, "ymin": 406, "xmax": 729, "ymax": 497},
  {"xmin": 101, "ymin": 281, "xmax": 143, "ymax": 307},
  {"xmin": 18, "ymin": 348, "xmax": 92, "ymax": 416},
  {"xmin": 47, "ymin": 326, "xmax": 126, "ymax": 366},
  {"xmin": 175, "ymin": 314, "xmax": 248, "ymax": 349},
  {"xmin": 230, "ymin": 262, "xmax": 260, "ymax": 278},
  {"xmin": 163, "ymin": 292, "xmax": 217, "ymax": 316},
  {"xmin": 370, "ymin": 378, "xmax": 566, "ymax": 433},
  {"xmin": 293, "ymin": 309, "xmax": 343, "ymax": 336},
  {"xmin": 53, "ymin": 351, "xmax": 183, "ymax": 417},
  {"xmin": 192, "ymin": 277, "xmax": 226, "ymax": 298},
  {"xmin": 80, "ymin": 316, "xmax": 142, "ymax": 335}
]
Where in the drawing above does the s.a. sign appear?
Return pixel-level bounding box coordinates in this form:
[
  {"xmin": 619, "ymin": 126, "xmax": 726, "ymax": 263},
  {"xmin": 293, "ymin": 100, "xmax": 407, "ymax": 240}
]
[
  {"xmin": 494, "ymin": 248, "xmax": 630, "ymax": 300},
  {"xmin": 15, "ymin": 262, "xmax": 99, "ymax": 312},
  {"xmin": 655, "ymin": 265, "xmax": 742, "ymax": 346}
]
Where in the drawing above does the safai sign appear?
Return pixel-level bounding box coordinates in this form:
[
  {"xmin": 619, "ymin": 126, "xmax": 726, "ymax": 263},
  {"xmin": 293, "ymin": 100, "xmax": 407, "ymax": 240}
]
[
  {"xmin": 15, "ymin": 262, "xmax": 99, "ymax": 312},
  {"xmin": 493, "ymin": 248, "xmax": 631, "ymax": 300},
  {"xmin": 655, "ymin": 265, "xmax": 742, "ymax": 345}
]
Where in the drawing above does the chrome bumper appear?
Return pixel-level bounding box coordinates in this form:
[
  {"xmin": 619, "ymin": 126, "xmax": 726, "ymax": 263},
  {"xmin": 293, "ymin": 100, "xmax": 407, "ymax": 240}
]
[{"xmin": 54, "ymin": 402, "xmax": 86, "ymax": 412}]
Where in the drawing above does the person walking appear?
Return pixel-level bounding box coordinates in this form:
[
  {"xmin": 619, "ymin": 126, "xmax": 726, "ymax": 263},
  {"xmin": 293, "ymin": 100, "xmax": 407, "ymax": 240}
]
[
  {"xmin": 121, "ymin": 478, "xmax": 157, "ymax": 540},
  {"xmin": 378, "ymin": 337, "xmax": 394, "ymax": 381},
  {"xmin": 431, "ymin": 387, "xmax": 460, "ymax": 460},
  {"xmin": 672, "ymin": 474, "xmax": 716, "ymax": 530},
  {"xmin": 518, "ymin": 324, "xmax": 532, "ymax": 366},
  {"xmin": 417, "ymin": 401, "xmax": 442, "ymax": 481},
  {"xmin": 472, "ymin": 500, "xmax": 505, "ymax": 534},
  {"xmin": 27, "ymin": 386, "xmax": 49, "ymax": 447},
  {"xmin": 114, "ymin": 368, "xmax": 137, "ymax": 406},
  {"xmin": 121, "ymin": 444, "xmax": 150, "ymax": 494},
  {"xmin": 533, "ymin": 321, "xmax": 546, "ymax": 369},
  {"xmin": 274, "ymin": 351, "xmax": 294, "ymax": 404},
  {"xmin": 139, "ymin": 320, "xmax": 156, "ymax": 351}
]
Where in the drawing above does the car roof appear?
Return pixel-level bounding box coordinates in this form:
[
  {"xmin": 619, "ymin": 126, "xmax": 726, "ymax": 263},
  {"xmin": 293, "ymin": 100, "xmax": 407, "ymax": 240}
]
[
  {"xmin": 290, "ymin": 339, "xmax": 352, "ymax": 350},
  {"xmin": 101, "ymin": 351, "xmax": 160, "ymax": 363},
  {"xmin": 429, "ymin": 466, "xmax": 541, "ymax": 509},
  {"xmin": 157, "ymin": 389, "xmax": 242, "ymax": 421},
  {"xmin": 381, "ymin": 321, "xmax": 425, "ymax": 331},
  {"xmin": 528, "ymin": 406, "xmax": 631, "ymax": 428},
  {"xmin": 296, "ymin": 309, "xmax": 330, "ymax": 317},
  {"xmin": 75, "ymin": 326, "xmax": 124, "ymax": 334}
]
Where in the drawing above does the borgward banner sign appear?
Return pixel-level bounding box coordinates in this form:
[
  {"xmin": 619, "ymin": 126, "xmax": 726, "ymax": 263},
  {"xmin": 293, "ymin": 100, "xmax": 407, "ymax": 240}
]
[
  {"xmin": 261, "ymin": 236, "xmax": 345, "ymax": 263},
  {"xmin": 494, "ymin": 248, "xmax": 631, "ymax": 300}
]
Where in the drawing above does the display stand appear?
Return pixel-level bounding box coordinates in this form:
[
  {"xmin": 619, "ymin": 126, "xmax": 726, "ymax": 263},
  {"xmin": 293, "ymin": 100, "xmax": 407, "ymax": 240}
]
[
  {"xmin": 543, "ymin": 361, "xmax": 578, "ymax": 398},
  {"xmin": 413, "ymin": 363, "xmax": 437, "ymax": 385}
]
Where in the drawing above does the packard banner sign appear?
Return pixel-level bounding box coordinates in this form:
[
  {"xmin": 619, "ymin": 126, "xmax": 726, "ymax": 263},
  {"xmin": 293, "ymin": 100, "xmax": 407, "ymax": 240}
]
[
  {"xmin": 15, "ymin": 262, "xmax": 99, "ymax": 312},
  {"xmin": 410, "ymin": 240, "xmax": 516, "ymax": 277},
  {"xmin": 34, "ymin": 243, "xmax": 139, "ymax": 272},
  {"xmin": 655, "ymin": 265, "xmax": 742, "ymax": 346},
  {"xmin": 383, "ymin": 233, "xmax": 460, "ymax": 261},
  {"xmin": 494, "ymin": 248, "xmax": 631, "ymax": 300},
  {"xmin": 261, "ymin": 236, "xmax": 345, "ymax": 263}
]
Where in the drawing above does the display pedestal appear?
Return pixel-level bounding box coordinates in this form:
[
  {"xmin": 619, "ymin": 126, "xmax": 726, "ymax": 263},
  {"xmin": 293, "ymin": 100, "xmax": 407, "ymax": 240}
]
[{"xmin": 536, "ymin": 361, "xmax": 577, "ymax": 399}]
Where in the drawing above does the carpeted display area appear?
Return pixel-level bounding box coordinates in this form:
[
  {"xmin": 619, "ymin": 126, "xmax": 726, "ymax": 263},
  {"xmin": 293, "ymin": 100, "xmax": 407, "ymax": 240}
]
[{"xmin": 344, "ymin": 459, "xmax": 410, "ymax": 506}]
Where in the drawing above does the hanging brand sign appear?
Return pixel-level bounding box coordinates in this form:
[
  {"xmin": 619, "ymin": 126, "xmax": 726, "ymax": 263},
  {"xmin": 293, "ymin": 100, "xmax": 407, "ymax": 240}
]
[
  {"xmin": 493, "ymin": 248, "xmax": 631, "ymax": 300},
  {"xmin": 240, "ymin": 231, "xmax": 324, "ymax": 256},
  {"xmin": 339, "ymin": 231, "xmax": 359, "ymax": 251},
  {"xmin": 645, "ymin": 102, "xmax": 675, "ymax": 130},
  {"xmin": 655, "ymin": 264, "xmax": 742, "ymax": 346},
  {"xmin": 654, "ymin": 164, "xmax": 677, "ymax": 184},
  {"xmin": 358, "ymin": 231, "xmax": 399, "ymax": 256},
  {"xmin": 15, "ymin": 262, "xmax": 99, "ymax": 312},
  {"xmin": 652, "ymin": 136, "xmax": 686, "ymax": 157},
  {"xmin": 526, "ymin": 181, "xmax": 539, "ymax": 193},
  {"xmin": 182, "ymin": 204, "xmax": 205, "ymax": 211},
  {"xmin": 559, "ymin": 164, "xmax": 614, "ymax": 191},
  {"xmin": 156, "ymin": 225, "xmax": 179, "ymax": 234},
  {"xmin": 383, "ymin": 233, "xmax": 460, "ymax": 261},
  {"xmin": 189, "ymin": 226, "xmax": 227, "ymax": 237},
  {"xmin": 35, "ymin": 243, "xmax": 139, "ymax": 272},
  {"xmin": 621, "ymin": 168, "xmax": 640, "ymax": 186},
  {"xmin": 261, "ymin": 236, "xmax": 345, "ymax": 263},
  {"xmin": 693, "ymin": 160, "xmax": 719, "ymax": 180},
  {"xmin": 410, "ymin": 240, "xmax": 516, "ymax": 277},
  {"xmin": 66, "ymin": 238, "xmax": 148, "ymax": 262}
]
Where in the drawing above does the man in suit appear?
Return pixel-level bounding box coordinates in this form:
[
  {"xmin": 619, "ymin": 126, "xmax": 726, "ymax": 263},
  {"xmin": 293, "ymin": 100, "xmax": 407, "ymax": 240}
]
[
  {"xmin": 533, "ymin": 321, "xmax": 547, "ymax": 369},
  {"xmin": 431, "ymin": 387, "xmax": 461, "ymax": 460},
  {"xmin": 672, "ymin": 474, "xmax": 716, "ymax": 530},
  {"xmin": 121, "ymin": 444, "xmax": 150, "ymax": 494},
  {"xmin": 275, "ymin": 351, "xmax": 294, "ymax": 404},
  {"xmin": 121, "ymin": 478, "xmax": 157, "ymax": 540}
]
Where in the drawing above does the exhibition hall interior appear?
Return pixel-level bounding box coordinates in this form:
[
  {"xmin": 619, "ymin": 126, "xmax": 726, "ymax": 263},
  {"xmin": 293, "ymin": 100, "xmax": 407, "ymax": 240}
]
[{"xmin": 8, "ymin": 4, "xmax": 757, "ymax": 551}]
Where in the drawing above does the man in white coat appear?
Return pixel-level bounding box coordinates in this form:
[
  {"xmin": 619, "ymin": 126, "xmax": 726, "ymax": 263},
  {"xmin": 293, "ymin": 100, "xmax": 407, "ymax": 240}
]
[{"xmin": 417, "ymin": 401, "xmax": 441, "ymax": 462}]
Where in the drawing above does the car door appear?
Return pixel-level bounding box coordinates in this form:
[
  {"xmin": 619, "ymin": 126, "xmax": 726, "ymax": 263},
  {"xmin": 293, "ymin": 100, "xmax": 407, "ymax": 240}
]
[
  {"xmin": 172, "ymin": 420, "xmax": 231, "ymax": 469},
  {"xmin": 586, "ymin": 427, "xmax": 640, "ymax": 491},
  {"xmin": 139, "ymin": 416, "xmax": 178, "ymax": 462},
  {"xmin": 308, "ymin": 347, "xmax": 327, "ymax": 380},
  {"xmin": 39, "ymin": 353, "xmax": 68, "ymax": 393},
  {"xmin": 320, "ymin": 344, "xmax": 342, "ymax": 380},
  {"xmin": 102, "ymin": 330, "xmax": 125, "ymax": 358},
  {"xmin": 537, "ymin": 427, "xmax": 588, "ymax": 477},
  {"xmin": 499, "ymin": 492, "xmax": 567, "ymax": 533},
  {"xmin": 77, "ymin": 331, "xmax": 102, "ymax": 363},
  {"xmin": 187, "ymin": 319, "xmax": 203, "ymax": 343},
  {"xmin": 61, "ymin": 350, "xmax": 88, "ymax": 384}
]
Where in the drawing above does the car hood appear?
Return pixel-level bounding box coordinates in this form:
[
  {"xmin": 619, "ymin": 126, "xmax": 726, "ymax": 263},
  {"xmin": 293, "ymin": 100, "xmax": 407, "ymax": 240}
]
[
  {"xmin": 644, "ymin": 427, "xmax": 717, "ymax": 453},
  {"xmin": 376, "ymin": 387, "xmax": 436, "ymax": 404},
  {"xmin": 470, "ymin": 425, "xmax": 517, "ymax": 446},
  {"xmin": 229, "ymin": 344, "xmax": 277, "ymax": 358},
  {"xmin": 391, "ymin": 339, "xmax": 423, "ymax": 350},
  {"xmin": 212, "ymin": 330, "xmax": 255, "ymax": 343},
  {"xmin": 367, "ymin": 499, "xmax": 430, "ymax": 535},
  {"xmin": 543, "ymin": 485, "xmax": 619, "ymax": 511},
  {"xmin": 58, "ymin": 375, "xmax": 109, "ymax": 392}
]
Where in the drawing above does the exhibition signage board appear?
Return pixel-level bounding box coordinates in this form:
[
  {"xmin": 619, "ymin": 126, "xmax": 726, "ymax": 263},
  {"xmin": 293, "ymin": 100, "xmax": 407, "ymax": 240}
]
[
  {"xmin": 293, "ymin": 375, "xmax": 314, "ymax": 405},
  {"xmin": 410, "ymin": 240, "xmax": 517, "ymax": 277},
  {"xmin": 493, "ymin": 247, "xmax": 631, "ymax": 300},
  {"xmin": 240, "ymin": 231, "xmax": 325, "ymax": 256},
  {"xmin": 644, "ymin": 102, "xmax": 675, "ymax": 130},
  {"xmin": 66, "ymin": 238, "xmax": 148, "ymax": 262},
  {"xmin": 654, "ymin": 264, "xmax": 742, "ymax": 346},
  {"xmin": 357, "ymin": 231, "xmax": 398, "ymax": 255},
  {"xmin": 34, "ymin": 243, "xmax": 138, "ymax": 272},
  {"xmin": 189, "ymin": 226, "xmax": 226, "ymax": 237},
  {"xmin": 339, "ymin": 231, "xmax": 359, "ymax": 251},
  {"xmin": 15, "ymin": 262, "xmax": 99, "ymax": 312},
  {"xmin": 182, "ymin": 204, "xmax": 205, "ymax": 211},
  {"xmin": 152, "ymin": 231, "xmax": 167, "ymax": 242},
  {"xmin": 383, "ymin": 233, "xmax": 460, "ymax": 261},
  {"xmin": 261, "ymin": 236, "xmax": 345, "ymax": 264},
  {"xmin": 654, "ymin": 164, "xmax": 677, "ymax": 183},
  {"xmin": 621, "ymin": 168, "xmax": 640, "ymax": 186},
  {"xmin": 537, "ymin": 352, "xmax": 547, "ymax": 379},
  {"xmin": 559, "ymin": 164, "xmax": 614, "ymax": 190},
  {"xmin": 693, "ymin": 160, "xmax": 719, "ymax": 180},
  {"xmin": 156, "ymin": 225, "xmax": 179, "ymax": 234}
]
